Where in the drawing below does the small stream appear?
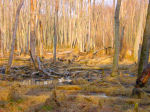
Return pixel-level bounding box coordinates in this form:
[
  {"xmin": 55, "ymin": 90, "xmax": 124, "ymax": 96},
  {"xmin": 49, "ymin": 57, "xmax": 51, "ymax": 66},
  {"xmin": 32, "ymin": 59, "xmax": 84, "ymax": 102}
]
[
  {"xmin": 19, "ymin": 77, "xmax": 72, "ymax": 86},
  {"xmin": 21, "ymin": 79, "xmax": 54, "ymax": 86},
  {"xmin": 82, "ymin": 92, "xmax": 108, "ymax": 98}
]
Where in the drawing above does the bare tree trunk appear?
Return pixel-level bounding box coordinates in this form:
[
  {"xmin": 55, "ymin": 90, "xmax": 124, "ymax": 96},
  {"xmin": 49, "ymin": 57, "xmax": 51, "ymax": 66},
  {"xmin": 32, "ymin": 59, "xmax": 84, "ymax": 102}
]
[
  {"xmin": 138, "ymin": 0, "xmax": 150, "ymax": 78},
  {"xmin": 119, "ymin": 26, "xmax": 125, "ymax": 61},
  {"xmin": 112, "ymin": 0, "xmax": 115, "ymax": 48},
  {"xmin": 0, "ymin": 1, "xmax": 4, "ymax": 57},
  {"xmin": 5, "ymin": 0, "xmax": 24, "ymax": 73},
  {"xmin": 69, "ymin": 0, "xmax": 72, "ymax": 48},
  {"xmin": 26, "ymin": 22, "xmax": 30, "ymax": 54},
  {"xmin": 30, "ymin": 0, "xmax": 37, "ymax": 60},
  {"xmin": 134, "ymin": 4, "xmax": 145, "ymax": 63},
  {"xmin": 87, "ymin": 0, "xmax": 91, "ymax": 52},
  {"xmin": 39, "ymin": 21, "xmax": 44, "ymax": 57},
  {"xmin": 53, "ymin": 0, "xmax": 59, "ymax": 63},
  {"xmin": 112, "ymin": 0, "xmax": 122, "ymax": 76}
]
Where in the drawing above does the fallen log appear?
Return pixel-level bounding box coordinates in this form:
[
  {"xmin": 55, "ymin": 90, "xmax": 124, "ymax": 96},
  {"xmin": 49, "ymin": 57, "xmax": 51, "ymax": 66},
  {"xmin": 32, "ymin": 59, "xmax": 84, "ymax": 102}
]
[
  {"xmin": 29, "ymin": 50, "xmax": 61, "ymax": 78},
  {"xmin": 36, "ymin": 56, "xmax": 61, "ymax": 78}
]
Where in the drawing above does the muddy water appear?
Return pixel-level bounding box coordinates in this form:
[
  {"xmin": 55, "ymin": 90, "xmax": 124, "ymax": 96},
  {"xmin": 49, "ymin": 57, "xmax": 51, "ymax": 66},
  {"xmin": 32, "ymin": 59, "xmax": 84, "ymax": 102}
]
[
  {"xmin": 19, "ymin": 77, "xmax": 72, "ymax": 86},
  {"xmin": 80, "ymin": 93, "xmax": 108, "ymax": 98},
  {"xmin": 20, "ymin": 79, "xmax": 54, "ymax": 86}
]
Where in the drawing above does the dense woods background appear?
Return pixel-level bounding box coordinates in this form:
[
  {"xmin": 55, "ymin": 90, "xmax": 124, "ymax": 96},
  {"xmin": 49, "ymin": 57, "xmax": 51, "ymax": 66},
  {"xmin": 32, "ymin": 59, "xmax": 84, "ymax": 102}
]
[{"xmin": 0, "ymin": 0, "xmax": 148, "ymax": 61}]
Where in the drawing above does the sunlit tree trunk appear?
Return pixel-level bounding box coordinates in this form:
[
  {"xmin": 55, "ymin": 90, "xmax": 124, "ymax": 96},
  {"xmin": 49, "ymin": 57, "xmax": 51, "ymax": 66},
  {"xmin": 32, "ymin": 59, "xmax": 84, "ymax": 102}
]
[
  {"xmin": 53, "ymin": 0, "xmax": 59, "ymax": 63},
  {"xmin": 62, "ymin": 0, "xmax": 65, "ymax": 46},
  {"xmin": 92, "ymin": 0, "xmax": 96, "ymax": 50},
  {"xmin": 119, "ymin": 26, "xmax": 125, "ymax": 61},
  {"xmin": 134, "ymin": 4, "xmax": 145, "ymax": 63},
  {"xmin": 30, "ymin": 0, "xmax": 37, "ymax": 60},
  {"xmin": 102, "ymin": 0, "xmax": 105, "ymax": 49},
  {"xmin": 0, "ymin": 0, "xmax": 4, "ymax": 56},
  {"xmin": 5, "ymin": 0, "xmax": 24, "ymax": 73},
  {"xmin": 138, "ymin": 0, "xmax": 150, "ymax": 78},
  {"xmin": 69, "ymin": 0, "xmax": 72, "ymax": 48},
  {"xmin": 112, "ymin": 0, "xmax": 122, "ymax": 76},
  {"xmin": 87, "ymin": 0, "xmax": 91, "ymax": 52},
  {"xmin": 112, "ymin": 0, "xmax": 115, "ymax": 48}
]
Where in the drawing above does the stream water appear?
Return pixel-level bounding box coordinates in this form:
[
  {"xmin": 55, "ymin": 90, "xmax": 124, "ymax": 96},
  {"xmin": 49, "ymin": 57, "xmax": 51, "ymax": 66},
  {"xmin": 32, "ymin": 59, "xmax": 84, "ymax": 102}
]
[
  {"xmin": 19, "ymin": 77, "xmax": 72, "ymax": 86},
  {"xmin": 21, "ymin": 79, "xmax": 54, "ymax": 86}
]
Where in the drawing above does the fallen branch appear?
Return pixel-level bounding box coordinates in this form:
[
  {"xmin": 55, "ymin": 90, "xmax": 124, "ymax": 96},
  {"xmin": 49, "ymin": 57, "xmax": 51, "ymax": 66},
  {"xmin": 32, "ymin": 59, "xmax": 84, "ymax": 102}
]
[
  {"xmin": 37, "ymin": 57, "xmax": 42, "ymax": 70},
  {"xmin": 36, "ymin": 56, "xmax": 61, "ymax": 78},
  {"xmin": 29, "ymin": 51, "xmax": 64, "ymax": 78},
  {"xmin": 29, "ymin": 50, "xmax": 38, "ymax": 70}
]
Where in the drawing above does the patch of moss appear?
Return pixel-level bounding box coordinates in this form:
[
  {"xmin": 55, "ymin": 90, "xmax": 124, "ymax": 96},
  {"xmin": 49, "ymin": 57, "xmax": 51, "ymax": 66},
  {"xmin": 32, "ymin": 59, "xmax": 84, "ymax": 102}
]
[
  {"xmin": 81, "ymin": 84, "xmax": 102, "ymax": 93},
  {"xmin": 41, "ymin": 105, "xmax": 53, "ymax": 111}
]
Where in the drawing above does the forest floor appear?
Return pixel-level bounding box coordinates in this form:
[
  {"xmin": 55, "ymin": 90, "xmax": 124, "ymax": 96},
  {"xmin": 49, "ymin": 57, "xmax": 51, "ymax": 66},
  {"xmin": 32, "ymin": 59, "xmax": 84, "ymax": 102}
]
[{"xmin": 0, "ymin": 49, "xmax": 150, "ymax": 112}]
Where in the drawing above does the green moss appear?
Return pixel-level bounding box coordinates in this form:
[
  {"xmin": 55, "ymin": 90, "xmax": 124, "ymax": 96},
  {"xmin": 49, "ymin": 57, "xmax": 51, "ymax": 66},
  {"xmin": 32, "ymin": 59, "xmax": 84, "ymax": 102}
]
[
  {"xmin": 41, "ymin": 105, "xmax": 53, "ymax": 111},
  {"xmin": 18, "ymin": 106, "xmax": 23, "ymax": 111}
]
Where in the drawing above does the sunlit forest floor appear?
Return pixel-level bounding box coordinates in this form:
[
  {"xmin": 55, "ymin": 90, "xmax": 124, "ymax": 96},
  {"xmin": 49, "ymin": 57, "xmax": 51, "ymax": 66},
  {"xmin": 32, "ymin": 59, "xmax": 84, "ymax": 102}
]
[{"xmin": 0, "ymin": 49, "xmax": 150, "ymax": 112}]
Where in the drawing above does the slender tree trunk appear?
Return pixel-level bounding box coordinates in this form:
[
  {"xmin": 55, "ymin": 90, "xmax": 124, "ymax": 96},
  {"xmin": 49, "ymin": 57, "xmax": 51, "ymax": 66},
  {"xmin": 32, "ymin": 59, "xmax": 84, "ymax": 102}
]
[
  {"xmin": 5, "ymin": 0, "xmax": 24, "ymax": 73},
  {"xmin": 30, "ymin": 0, "xmax": 36, "ymax": 60},
  {"xmin": 87, "ymin": 0, "xmax": 91, "ymax": 52},
  {"xmin": 26, "ymin": 22, "xmax": 30, "ymax": 54},
  {"xmin": 0, "ymin": 1, "xmax": 3, "ymax": 56},
  {"xmin": 112, "ymin": 0, "xmax": 115, "ymax": 48},
  {"xmin": 134, "ymin": 4, "xmax": 144, "ymax": 63},
  {"xmin": 112, "ymin": 0, "xmax": 122, "ymax": 76},
  {"xmin": 69, "ymin": 0, "xmax": 72, "ymax": 48},
  {"xmin": 39, "ymin": 21, "xmax": 44, "ymax": 57},
  {"xmin": 119, "ymin": 26, "xmax": 125, "ymax": 61},
  {"xmin": 138, "ymin": 0, "xmax": 150, "ymax": 78},
  {"xmin": 53, "ymin": 0, "xmax": 59, "ymax": 63},
  {"xmin": 0, "ymin": 1, "xmax": 4, "ymax": 56}
]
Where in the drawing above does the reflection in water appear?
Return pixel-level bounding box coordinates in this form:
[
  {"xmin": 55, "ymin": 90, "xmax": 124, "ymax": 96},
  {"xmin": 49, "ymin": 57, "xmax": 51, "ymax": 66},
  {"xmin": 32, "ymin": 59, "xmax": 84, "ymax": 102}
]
[
  {"xmin": 89, "ymin": 93, "xmax": 108, "ymax": 98},
  {"xmin": 69, "ymin": 93, "xmax": 108, "ymax": 98},
  {"xmin": 21, "ymin": 79, "xmax": 54, "ymax": 86},
  {"xmin": 20, "ymin": 77, "xmax": 72, "ymax": 86}
]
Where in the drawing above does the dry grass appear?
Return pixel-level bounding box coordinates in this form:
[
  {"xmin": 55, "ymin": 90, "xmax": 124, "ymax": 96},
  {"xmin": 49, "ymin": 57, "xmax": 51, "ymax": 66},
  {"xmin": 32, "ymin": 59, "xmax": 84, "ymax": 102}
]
[
  {"xmin": 0, "ymin": 49, "xmax": 149, "ymax": 112},
  {"xmin": 57, "ymin": 85, "xmax": 81, "ymax": 91},
  {"xmin": 0, "ymin": 81, "xmax": 50, "ymax": 112}
]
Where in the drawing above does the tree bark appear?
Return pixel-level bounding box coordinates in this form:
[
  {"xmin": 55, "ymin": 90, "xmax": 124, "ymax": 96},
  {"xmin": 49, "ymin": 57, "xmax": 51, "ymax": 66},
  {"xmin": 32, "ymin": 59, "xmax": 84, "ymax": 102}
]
[
  {"xmin": 87, "ymin": 0, "xmax": 91, "ymax": 52},
  {"xmin": 133, "ymin": 4, "xmax": 145, "ymax": 63},
  {"xmin": 138, "ymin": 0, "xmax": 150, "ymax": 78},
  {"xmin": 112, "ymin": 0, "xmax": 122, "ymax": 76},
  {"xmin": 30, "ymin": 0, "xmax": 37, "ymax": 60},
  {"xmin": 5, "ymin": 0, "xmax": 24, "ymax": 73},
  {"xmin": 53, "ymin": 0, "xmax": 59, "ymax": 63}
]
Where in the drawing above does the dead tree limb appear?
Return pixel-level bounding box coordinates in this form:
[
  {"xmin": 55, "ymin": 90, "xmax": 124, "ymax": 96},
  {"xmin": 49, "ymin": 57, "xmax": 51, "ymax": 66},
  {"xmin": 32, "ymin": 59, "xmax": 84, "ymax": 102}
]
[
  {"xmin": 36, "ymin": 56, "xmax": 61, "ymax": 78},
  {"xmin": 29, "ymin": 50, "xmax": 38, "ymax": 70},
  {"xmin": 29, "ymin": 49, "xmax": 62, "ymax": 78}
]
